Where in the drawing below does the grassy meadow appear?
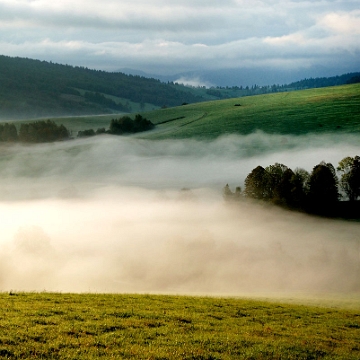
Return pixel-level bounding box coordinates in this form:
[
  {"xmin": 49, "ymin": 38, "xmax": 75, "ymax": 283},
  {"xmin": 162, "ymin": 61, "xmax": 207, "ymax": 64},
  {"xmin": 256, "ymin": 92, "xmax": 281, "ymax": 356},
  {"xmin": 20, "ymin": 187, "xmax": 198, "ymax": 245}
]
[
  {"xmin": 140, "ymin": 83, "xmax": 360, "ymax": 139},
  {"xmin": 1, "ymin": 292, "xmax": 360, "ymax": 359},
  {"xmin": 6, "ymin": 83, "xmax": 360, "ymax": 140}
]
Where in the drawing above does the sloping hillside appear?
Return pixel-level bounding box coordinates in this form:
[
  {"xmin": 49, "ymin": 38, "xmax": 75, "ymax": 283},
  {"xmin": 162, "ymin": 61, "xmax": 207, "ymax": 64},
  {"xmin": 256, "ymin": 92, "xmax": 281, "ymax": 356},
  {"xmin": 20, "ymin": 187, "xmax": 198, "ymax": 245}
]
[
  {"xmin": 17, "ymin": 83, "xmax": 358, "ymax": 139},
  {"xmin": 137, "ymin": 83, "xmax": 360, "ymax": 139},
  {"xmin": 8, "ymin": 82, "xmax": 351, "ymax": 142},
  {"xmin": 0, "ymin": 55, "xmax": 205, "ymax": 120}
]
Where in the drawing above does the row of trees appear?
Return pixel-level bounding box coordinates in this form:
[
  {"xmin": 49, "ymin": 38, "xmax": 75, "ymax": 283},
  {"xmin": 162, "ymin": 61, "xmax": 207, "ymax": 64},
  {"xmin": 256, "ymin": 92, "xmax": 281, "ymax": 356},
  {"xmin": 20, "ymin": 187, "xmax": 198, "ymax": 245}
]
[
  {"xmin": 109, "ymin": 114, "xmax": 154, "ymax": 135},
  {"xmin": 205, "ymin": 73, "xmax": 360, "ymax": 100},
  {"xmin": 78, "ymin": 114, "xmax": 154, "ymax": 138},
  {"xmin": 0, "ymin": 123, "xmax": 18, "ymax": 142},
  {"xmin": 0, "ymin": 115, "xmax": 154, "ymax": 143},
  {"xmin": 0, "ymin": 120, "xmax": 70, "ymax": 143},
  {"xmin": 224, "ymin": 157, "xmax": 360, "ymax": 216}
]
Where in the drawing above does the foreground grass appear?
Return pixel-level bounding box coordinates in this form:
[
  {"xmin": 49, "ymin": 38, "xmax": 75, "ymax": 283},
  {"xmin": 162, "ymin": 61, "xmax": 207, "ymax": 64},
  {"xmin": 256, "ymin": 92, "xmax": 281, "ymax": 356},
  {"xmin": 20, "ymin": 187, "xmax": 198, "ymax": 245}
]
[{"xmin": 1, "ymin": 293, "xmax": 360, "ymax": 359}]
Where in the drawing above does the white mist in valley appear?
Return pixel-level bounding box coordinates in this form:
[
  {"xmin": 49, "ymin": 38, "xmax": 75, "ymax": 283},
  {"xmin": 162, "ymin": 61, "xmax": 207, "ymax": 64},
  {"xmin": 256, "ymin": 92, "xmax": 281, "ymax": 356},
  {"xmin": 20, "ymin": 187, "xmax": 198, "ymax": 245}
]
[{"xmin": 0, "ymin": 132, "xmax": 360, "ymax": 294}]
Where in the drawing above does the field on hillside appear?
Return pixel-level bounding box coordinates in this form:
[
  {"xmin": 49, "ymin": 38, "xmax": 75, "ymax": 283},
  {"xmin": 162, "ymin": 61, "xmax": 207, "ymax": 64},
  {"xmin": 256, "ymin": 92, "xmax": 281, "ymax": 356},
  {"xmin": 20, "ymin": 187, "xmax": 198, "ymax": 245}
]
[
  {"xmin": 139, "ymin": 84, "xmax": 360, "ymax": 139},
  {"xmin": 5, "ymin": 84, "xmax": 359, "ymax": 140},
  {"xmin": 1, "ymin": 293, "xmax": 360, "ymax": 359}
]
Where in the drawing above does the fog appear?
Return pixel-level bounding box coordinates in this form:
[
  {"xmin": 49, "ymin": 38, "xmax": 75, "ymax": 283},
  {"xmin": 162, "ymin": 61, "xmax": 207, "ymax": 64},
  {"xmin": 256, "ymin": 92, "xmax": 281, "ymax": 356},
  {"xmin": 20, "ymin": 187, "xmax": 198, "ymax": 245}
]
[{"xmin": 0, "ymin": 132, "xmax": 360, "ymax": 294}]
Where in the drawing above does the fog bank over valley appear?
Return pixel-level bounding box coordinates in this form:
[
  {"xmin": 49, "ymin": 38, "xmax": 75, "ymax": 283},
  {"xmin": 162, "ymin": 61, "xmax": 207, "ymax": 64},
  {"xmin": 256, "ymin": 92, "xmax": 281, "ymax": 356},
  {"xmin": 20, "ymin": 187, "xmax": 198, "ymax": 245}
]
[{"xmin": 0, "ymin": 133, "xmax": 359, "ymax": 294}]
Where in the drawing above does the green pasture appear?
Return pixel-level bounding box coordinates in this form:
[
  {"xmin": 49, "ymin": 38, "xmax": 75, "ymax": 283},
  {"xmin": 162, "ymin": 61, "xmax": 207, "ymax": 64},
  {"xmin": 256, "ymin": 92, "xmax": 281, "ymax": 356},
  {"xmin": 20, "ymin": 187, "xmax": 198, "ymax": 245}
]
[
  {"xmin": 139, "ymin": 83, "xmax": 360, "ymax": 139},
  {"xmin": 5, "ymin": 83, "xmax": 360, "ymax": 140},
  {"xmin": 1, "ymin": 293, "xmax": 359, "ymax": 359}
]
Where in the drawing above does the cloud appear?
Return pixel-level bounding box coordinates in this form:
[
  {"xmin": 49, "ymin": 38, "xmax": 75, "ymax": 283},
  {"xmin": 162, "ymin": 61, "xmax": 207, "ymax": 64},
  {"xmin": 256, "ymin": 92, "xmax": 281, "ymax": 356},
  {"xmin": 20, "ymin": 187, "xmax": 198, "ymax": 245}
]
[
  {"xmin": 319, "ymin": 10, "xmax": 360, "ymax": 35},
  {"xmin": 1, "ymin": 189, "xmax": 360, "ymax": 294},
  {"xmin": 0, "ymin": 1, "xmax": 359, "ymax": 77},
  {"xmin": 0, "ymin": 134, "xmax": 360, "ymax": 293},
  {"xmin": 0, "ymin": 133, "xmax": 359, "ymax": 294},
  {"xmin": 174, "ymin": 76, "xmax": 213, "ymax": 88},
  {"xmin": 0, "ymin": 132, "xmax": 359, "ymax": 198},
  {"xmin": 0, "ymin": 1, "xmax": 237, "ymax": 32}
]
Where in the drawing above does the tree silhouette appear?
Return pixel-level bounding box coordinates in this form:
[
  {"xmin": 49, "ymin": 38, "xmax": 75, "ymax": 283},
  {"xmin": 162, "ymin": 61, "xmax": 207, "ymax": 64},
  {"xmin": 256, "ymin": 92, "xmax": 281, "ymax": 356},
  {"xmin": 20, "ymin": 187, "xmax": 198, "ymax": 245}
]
[
  {"xmin": 288, "ymin": 168, "xmax": 309, "ymax": 208},
  {"xmin": 337, "ymin": 156, "xmax": 360, "ymax": 201},
  {"xmin": 265, "ymin": 163, "xmax": 289, "ymax": 202},
  {"xmin": 0, "ymin": 123, "xmax": 18, "ymax": 142},
  {"xmin": 276, "ymin": 168, "xmax": 295, "ymax": 206},
  {"xmin": 18, "ymin": 120, "xmax": 69, "ymax": 143},
  {"xmin": 244, "ymin": 166, "xmax": 271, "ymax": 200},
  {"xmin": 223, "ymin": 184, "xmax": 242, "ymax": 201},
  {"xmin": 233, "ymin": 159, "xmax": 360, "ymax": 218},
  {"xmin": 307, "ymin": 162, "xmax": 339, "ymax": 213},
  {"xmin": 109, "ymin": 115, "xmax": 154, "ymax": 135}
]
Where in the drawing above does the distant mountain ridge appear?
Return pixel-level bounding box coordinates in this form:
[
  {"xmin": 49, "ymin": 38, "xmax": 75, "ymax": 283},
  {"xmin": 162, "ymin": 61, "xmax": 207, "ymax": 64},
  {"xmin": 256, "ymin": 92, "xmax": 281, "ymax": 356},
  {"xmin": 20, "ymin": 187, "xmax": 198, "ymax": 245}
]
[
  {"xmin": 0, "ymin": 54, "xmax": 359, "ymax": 120},
  {"xmin": 120, "ymin": 67, "xmax": 360, "ymax": 88},
  {"xmin": 0, "ymin": 55, "xmax": 204, "ymax": 120}
]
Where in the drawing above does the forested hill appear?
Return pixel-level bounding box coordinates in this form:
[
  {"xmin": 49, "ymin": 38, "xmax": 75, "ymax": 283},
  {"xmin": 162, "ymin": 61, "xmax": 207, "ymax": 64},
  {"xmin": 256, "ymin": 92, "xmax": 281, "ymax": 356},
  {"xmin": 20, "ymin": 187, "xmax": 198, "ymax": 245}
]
[
  {"xmin": 1, "ymin": 55, "xmax": 359, "ymax": 120},
  {"xmin": 283, "ymin": 73, "xmax": 360, "ymax": 90},
  {"xmin": 0, "ymin": 55, "xmax": 205, "ymax": 120}
]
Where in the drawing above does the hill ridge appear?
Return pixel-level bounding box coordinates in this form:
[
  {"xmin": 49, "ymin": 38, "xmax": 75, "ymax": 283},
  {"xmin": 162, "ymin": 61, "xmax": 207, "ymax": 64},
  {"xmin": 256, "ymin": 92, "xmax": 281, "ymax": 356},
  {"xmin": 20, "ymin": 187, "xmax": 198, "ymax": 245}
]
[{"xmin": 0, "ymin": 55, "xmax": 205, "ymax": 120}]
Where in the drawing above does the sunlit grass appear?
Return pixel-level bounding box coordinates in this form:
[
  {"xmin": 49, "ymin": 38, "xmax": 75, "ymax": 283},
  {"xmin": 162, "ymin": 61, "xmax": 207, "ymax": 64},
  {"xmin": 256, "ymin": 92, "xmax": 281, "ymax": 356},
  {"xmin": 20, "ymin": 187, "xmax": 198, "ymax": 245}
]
[
  {"xmin": 8, "ymin": 84, "xmax": 360, "ymax": 141},
  {"xmin": 139, "ymin": 84, "xmax": 360, "ymax": 139},
  {"xmin": 1, "ymin": 293, "xmax": 360, "ymax": 359}
]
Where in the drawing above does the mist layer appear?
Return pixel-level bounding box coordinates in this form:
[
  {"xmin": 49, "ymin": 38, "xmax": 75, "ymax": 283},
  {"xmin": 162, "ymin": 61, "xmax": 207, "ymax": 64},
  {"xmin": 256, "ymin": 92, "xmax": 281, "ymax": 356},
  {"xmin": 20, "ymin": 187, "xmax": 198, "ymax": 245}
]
[{"xmin": 0, "ymin": 133, "xmax": 359, "ymax": 294}]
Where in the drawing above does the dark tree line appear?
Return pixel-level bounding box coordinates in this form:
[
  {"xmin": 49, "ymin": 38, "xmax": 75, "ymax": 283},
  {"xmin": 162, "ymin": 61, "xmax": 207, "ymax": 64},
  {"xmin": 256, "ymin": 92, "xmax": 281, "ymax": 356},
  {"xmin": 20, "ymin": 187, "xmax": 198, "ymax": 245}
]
[
  {"xmin": 0, "ymin": 123, "xmax": 18, "ymax": 142},
  {"xmin": 109, "ymin": 114, "xmax": 154, "ymax": 135},
  {"xmin": 224, "ymin": 157, "xmax": 360, "ymax": 217},
  {"xmin": 18, "ymin": 120, "xmax": 69, "ymax": 143},
  {"xmin": 77, "ymin": 114, "xmax": 154, "ymax": 138},
  {"xmin": 77, "ymin": 128, "xmax": 106, "ymax": 138},
  {"xmin": 0, "ymin": 120, "xmax": 70, "ymax": 143},
  {"xmin": 206, "ymin": 72, "xmax": 360, "ymax": 99},
  {"xmin": 0, "ymin": 114, "xmax": 154, "ymax": 143}
]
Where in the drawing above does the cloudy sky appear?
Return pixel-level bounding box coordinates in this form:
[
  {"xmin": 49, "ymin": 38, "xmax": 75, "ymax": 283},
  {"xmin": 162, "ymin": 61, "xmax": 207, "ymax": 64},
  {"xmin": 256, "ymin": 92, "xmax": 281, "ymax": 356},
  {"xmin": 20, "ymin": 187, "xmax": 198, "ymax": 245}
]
[{"xmin": 0, "ymin": 0, "xmax": 359, "ymax": 80}]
